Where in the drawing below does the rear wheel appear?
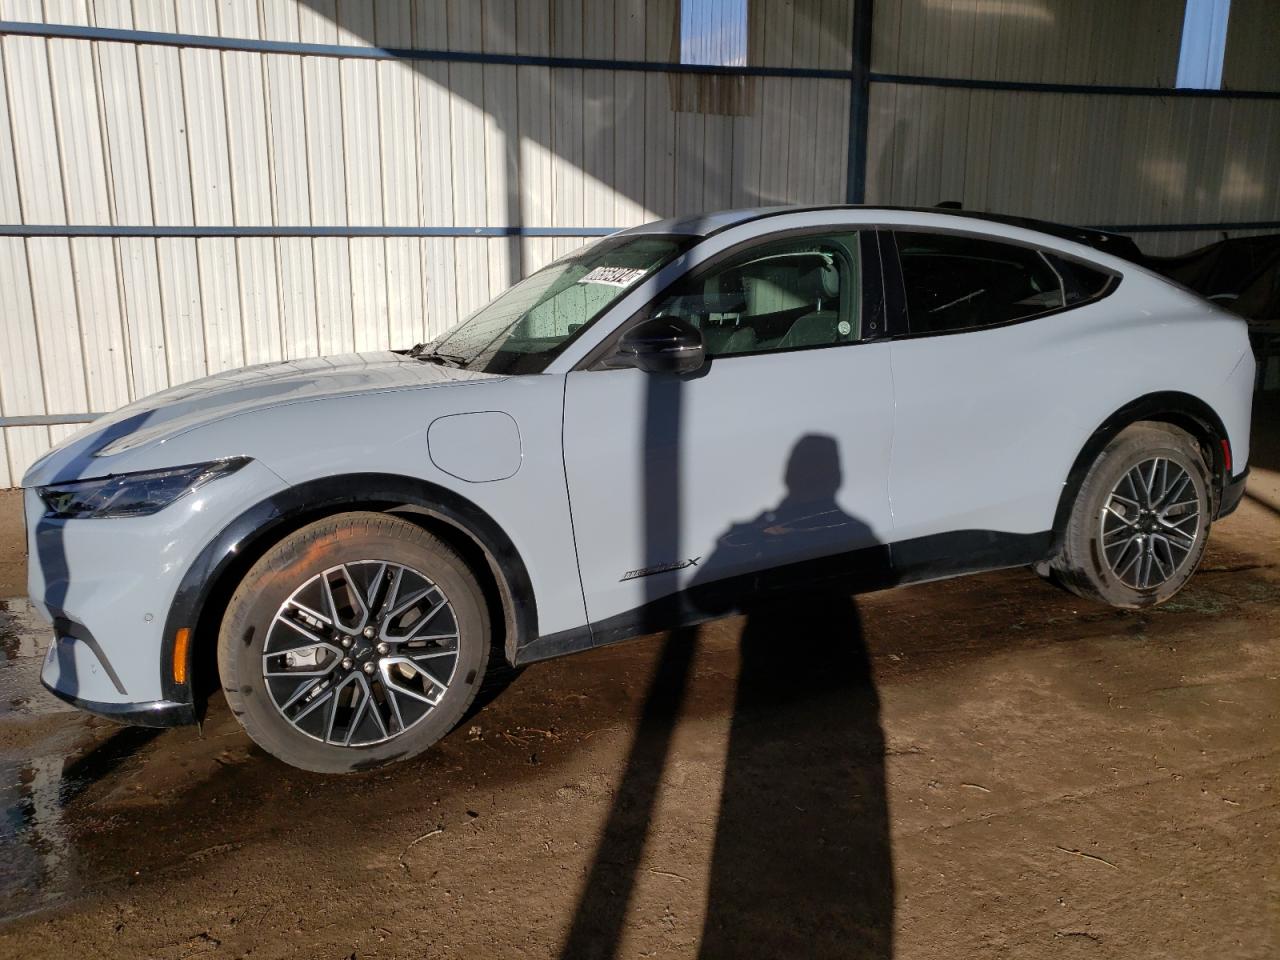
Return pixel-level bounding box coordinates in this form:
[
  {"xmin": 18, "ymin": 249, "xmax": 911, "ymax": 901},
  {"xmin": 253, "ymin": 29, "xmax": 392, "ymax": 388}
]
[
  {"xmin": 1051, "ymin": 423, "xmax": 1211, "ymax": 609},
  {"xmin": 218, "ymin": 511, "xmax": 492, "ymax": 773}
]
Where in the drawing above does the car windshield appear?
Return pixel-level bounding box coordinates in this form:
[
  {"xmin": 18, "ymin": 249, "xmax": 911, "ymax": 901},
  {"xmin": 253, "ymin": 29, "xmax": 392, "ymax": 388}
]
[{"xmin": 416, "ymin": 234, "xmax": 696, "ymax": 374}]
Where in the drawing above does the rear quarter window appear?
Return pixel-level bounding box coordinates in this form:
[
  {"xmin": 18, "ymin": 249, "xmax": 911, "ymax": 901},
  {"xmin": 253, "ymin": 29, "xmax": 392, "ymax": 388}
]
[
  {"xmin": 895, "ymin": 231, "xmax": 1118, "ymax": 336},
  {"xmin": 1042, "ymin": 252, "xmax": 1117, "ymax": 304}
]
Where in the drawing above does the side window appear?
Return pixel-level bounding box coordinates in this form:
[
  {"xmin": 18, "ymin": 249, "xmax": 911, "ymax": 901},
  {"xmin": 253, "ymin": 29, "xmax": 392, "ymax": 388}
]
[
  {"xmin": 649, "ymin": 234, "xmax": 861, "ymax": 357},
  {"xmin": 896, "ymin": 231, "xmax": 1067, "ymax": 335},
  {"xmin": 1042, "ymin": 252, "xmax": 1115, "ymax": 305}
]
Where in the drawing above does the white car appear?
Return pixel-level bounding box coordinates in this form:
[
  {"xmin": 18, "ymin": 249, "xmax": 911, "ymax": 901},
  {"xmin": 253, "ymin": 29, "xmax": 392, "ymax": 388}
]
[{"xmin": 24, "ymin": 206, "xmax": 1253, "ymax": 772}]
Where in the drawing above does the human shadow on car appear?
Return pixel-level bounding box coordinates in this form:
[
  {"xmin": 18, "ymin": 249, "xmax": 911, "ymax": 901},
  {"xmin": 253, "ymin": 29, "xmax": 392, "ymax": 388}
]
[
  {"xmin": 693, "ymin": 436, "xmax": 893, "ymax": 959},
  {"xmin": 559, "ymin": 432, "xmax": 893, "ymax": 959}
]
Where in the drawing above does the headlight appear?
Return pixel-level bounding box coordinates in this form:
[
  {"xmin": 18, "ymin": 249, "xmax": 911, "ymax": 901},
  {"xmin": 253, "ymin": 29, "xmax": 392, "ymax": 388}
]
[{"xmin": 38, "ymin": 458, "xmax": 250, "ymax": 519}]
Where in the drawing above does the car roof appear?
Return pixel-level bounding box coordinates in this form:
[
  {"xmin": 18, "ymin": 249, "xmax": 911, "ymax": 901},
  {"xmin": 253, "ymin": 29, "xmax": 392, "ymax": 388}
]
[
  {"xmin": 618, "ymin": 205, "xmax": 1145, "ymax": 263},
  {"xmin": 615, "ymin": 206, "xmax": 798, "ymax": 237}
]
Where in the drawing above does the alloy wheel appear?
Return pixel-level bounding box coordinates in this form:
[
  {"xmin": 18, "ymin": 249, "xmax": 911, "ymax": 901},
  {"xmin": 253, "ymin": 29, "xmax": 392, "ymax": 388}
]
[
  {"xmin": 1099, "ymin": 457, "xmax": 1202, "ymax": 590},
  {"xmin": 261, "ymin": 560, "xmax": 459, "ymax": 747}
]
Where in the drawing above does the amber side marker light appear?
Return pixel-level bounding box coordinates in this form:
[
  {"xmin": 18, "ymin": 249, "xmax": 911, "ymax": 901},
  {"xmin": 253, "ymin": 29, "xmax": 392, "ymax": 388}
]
[{"xmin": 172, "ymin": 628, "xmax": 191, "ymax": 685}]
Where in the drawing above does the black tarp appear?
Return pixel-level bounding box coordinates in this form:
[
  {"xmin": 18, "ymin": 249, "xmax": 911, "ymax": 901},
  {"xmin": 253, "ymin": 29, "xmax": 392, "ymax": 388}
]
[{"xmin": 1138, "ymin": 234, "xmax": 1280, "ymax": 323}]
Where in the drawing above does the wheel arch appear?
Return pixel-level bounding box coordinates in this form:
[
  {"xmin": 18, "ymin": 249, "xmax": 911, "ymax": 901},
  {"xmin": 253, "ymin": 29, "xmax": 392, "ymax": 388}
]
[
  {"xmin": 1050, "ymin": 391, "xmax": 1230, "ymax": 555},
  {"xmin": 161, "ymin": 472, "xmax": 537, "ymax": 713}
]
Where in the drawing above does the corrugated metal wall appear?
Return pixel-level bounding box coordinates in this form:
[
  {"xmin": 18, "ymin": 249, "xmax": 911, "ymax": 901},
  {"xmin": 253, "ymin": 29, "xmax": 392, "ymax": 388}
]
[
  {"xmin": 865, "ymin": 0, "xmax": 1280, "ymax": 254},
  {"xmin": 866, "ymin": 87, "xmax": 1280, "ymax": 252},
  {"xmin": 1224, "ymin": 0, "xmax": 1280, "ymax": 93},
  {"xmin": 0, "ymin": 0, "xmax": 1277, "ymax": 485},
  {"xmin": 872, "ymin": 0, "xmax": 1185, "ymax": 85},
  {"xmin": 0, "ymin": 0, "xmax": 853, "ymax": 484}
]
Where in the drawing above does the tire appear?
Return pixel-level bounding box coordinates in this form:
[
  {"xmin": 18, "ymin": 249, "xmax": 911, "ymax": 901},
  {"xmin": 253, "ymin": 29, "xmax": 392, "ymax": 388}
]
[
  {"xmin": 217, "ymin": 511, "xmax": 492, "ymax": 773},
  {"xmin": 1051, "ymin": 422, "xmax": 1211, "ymax": 609}
]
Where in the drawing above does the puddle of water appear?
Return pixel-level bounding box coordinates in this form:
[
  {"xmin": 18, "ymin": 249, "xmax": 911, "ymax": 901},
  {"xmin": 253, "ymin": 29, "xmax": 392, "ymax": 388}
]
[
  {"xmin": 0, "ymin": 596, "xmax": 156, "ymax": 922},
  {"xmin": 0, "ymin": 598, "xmax": 72, "ymax": 719},
  {"xmin": 0, "ymin": 751, "xmax": 76, "ymax": 921}
]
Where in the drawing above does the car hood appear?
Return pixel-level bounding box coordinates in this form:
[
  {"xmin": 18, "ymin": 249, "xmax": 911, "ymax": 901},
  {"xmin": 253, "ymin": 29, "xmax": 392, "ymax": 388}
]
[{"xmin": 24, "ymin": 352, "xmax": 501, "ymax": 486}]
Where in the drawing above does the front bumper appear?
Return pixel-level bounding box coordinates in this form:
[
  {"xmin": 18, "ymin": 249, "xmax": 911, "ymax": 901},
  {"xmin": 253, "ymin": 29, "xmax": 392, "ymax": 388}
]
[
  {"xmin": 41, "ymin": 676, "xmax": 196, "ymax": 727},
  {"xmin": 1217, "ymin": 467, "xmax": 1249, "ymax": 519},
  {"xmin": 27, "ymin": 459, "xmax": 288, "ymax": 718}
]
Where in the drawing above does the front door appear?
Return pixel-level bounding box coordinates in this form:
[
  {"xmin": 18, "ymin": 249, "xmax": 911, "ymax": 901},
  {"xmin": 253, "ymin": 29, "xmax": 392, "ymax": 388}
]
[{"xmin": 562, "ymin": 229, "xmax": 895, "ymax": 637}]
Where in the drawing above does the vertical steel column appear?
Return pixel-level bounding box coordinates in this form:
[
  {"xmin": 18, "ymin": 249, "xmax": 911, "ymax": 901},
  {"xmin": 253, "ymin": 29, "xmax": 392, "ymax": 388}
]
[{"xmin": 846, "ymin": 0, "xmax": 875, "ymax": 204}]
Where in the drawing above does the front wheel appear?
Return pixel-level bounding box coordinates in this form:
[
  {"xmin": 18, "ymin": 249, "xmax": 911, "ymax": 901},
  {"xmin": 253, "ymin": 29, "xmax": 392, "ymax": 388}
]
[
  {"xmin": 1051, "ymin": 422, "xmax": 1211, "ymax": 609},
  {"xmin": 217, "ymin": 512, "xmax": 492, "ymax": 773}
]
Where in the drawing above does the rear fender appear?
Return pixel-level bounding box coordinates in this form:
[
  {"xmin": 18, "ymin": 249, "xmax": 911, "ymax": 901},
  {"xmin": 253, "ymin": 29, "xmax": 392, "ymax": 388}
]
[{"xmin": 1050, "ymin": 391, "xmax": 1231, "ymax": 555}]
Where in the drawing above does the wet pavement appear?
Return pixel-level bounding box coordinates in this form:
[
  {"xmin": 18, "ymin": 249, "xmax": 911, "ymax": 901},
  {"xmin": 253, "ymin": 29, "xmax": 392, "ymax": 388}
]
[
  {"xmin": 0, "ymin": 597, "xmax": 82, "ymax": 919},
  {"xmin": 0, "ymin": 465, "xmax": 1276, "ymax": 957},
  {"xmin": 0, "ymin": 599, "xmax": 63, "ymax": 720}
]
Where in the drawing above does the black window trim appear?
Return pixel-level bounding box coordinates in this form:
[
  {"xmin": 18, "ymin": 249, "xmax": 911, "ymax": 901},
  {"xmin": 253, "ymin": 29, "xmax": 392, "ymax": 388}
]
[
  {"xmin": 883, "ymin": 226, "xmax": 1123, "ymax": 341},
  {"xmin": 577, "ymin": 224, "xmax": 888, "ymax": 371},
  {"xmin": 878, "ymin": 228, "xmax": 909, "ymax": 338}
]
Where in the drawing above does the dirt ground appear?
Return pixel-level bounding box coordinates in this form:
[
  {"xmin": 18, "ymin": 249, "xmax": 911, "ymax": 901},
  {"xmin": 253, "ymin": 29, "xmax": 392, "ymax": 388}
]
[
  {"xmin": 0, "ymin": 409, "xmax": 1276, "ymax": 959},
  {"xmin": 0, "ymin": 488, "xmax": 24, "ymax": 598}
]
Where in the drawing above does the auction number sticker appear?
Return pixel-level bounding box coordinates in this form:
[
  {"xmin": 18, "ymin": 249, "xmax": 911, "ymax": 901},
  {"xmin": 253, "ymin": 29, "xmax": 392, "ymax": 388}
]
[{"xmin": 578, "ymin": 266, "xmax": 648, "ymax": 287}]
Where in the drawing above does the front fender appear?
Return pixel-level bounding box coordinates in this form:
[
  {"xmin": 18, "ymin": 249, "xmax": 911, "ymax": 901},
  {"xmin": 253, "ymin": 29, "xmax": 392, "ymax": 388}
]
[{"xmin": 162, "ymin": 473, "xmax": 541, "ymax": 708}]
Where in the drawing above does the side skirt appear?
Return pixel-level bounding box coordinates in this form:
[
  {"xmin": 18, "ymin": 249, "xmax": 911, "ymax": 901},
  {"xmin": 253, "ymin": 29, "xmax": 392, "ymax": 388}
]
[{"xmin": 515, "ymin": 529, "xmax": 1052, "ymax": 665}]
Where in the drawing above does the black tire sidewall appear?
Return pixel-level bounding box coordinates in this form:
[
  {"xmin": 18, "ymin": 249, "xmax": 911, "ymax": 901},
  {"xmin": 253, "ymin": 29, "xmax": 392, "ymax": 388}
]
[{"xmin": 218, "ymin": 513, "xmax": 489, "ymax": 773}]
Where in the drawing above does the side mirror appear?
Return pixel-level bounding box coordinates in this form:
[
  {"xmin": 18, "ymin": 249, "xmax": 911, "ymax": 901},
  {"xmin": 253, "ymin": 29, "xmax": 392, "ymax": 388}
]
[{"xmin": 611, "ymin": 316, "xmax": 706, "ymax": 375}]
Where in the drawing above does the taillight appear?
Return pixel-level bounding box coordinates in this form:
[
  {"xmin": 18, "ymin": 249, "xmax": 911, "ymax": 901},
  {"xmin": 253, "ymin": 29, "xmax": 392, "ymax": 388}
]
[{"xmin": 1221, "ymin": 438, "xmax": 1233, "ymax": 474}]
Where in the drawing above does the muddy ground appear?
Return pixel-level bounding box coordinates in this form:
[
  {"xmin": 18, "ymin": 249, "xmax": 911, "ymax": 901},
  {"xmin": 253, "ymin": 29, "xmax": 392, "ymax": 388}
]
[{"xmin": 0, "ymin": 409, "xmax": 1276, "ymax": 959}]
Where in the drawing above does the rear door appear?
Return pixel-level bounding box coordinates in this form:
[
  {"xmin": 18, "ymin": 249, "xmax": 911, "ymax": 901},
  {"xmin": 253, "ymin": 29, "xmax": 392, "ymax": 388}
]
[
  {"xmin": 561, "ymin": 230, "xmax": 896, "ymax": 635},
  {"xmin": 883, "ymin": 229, "xmax": 1119, "ymax": 566}
]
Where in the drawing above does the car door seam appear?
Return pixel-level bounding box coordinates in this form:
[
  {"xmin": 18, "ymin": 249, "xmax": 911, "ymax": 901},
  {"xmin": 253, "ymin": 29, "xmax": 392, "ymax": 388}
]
[{"xmin": 557, "ymin": 373, "xmax": 593, "ymax": 644}]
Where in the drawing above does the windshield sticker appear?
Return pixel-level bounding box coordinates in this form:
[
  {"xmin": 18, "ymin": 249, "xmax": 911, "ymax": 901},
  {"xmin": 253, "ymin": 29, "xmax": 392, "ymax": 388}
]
[{"xmin": 578, "ymin": 265, "xmax": 648, "ymax": 287}]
